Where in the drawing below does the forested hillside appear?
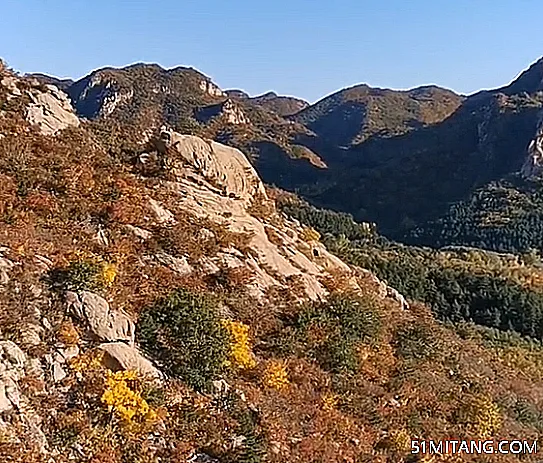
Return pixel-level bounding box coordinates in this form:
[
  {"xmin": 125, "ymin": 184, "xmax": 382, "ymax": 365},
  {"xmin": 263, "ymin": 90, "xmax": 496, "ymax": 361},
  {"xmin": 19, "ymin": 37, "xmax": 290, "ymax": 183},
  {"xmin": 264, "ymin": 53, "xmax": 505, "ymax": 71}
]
[
  {"xmin": 278, "ymin": 193, "xmax": 543, "ymax": 340},
  {"xmin": 1, "ymin": 60, "xmax": 543, "ymax": 462}
]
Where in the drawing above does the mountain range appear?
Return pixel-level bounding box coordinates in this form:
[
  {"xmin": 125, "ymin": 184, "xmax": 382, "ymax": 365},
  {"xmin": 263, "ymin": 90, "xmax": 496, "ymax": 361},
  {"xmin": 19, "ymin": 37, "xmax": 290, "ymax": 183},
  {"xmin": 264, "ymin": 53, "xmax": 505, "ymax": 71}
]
[
  {"xmin": 28, "ymin": 57, "xmax": 543, "ymax": 254},
  {"xmin": 2, "ymin": 56, "xmax": 543, "ymax": 461}
]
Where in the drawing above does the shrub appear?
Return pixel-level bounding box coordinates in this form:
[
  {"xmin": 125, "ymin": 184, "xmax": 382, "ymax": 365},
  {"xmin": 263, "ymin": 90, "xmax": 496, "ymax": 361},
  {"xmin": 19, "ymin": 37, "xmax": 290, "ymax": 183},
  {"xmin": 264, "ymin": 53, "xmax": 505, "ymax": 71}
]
[
  {"xmin": 295, "ymin": 294, "xmax": 382, "ymax": 373},
  {"xmin": 458, "ymin": 394, "xmax": 502, "ymax": 438},
  {"xmin": 394, "ymin": 323, "xmax": 441, "ymax": 361},
  {"xmin": 262, "ymin": 360, "xmax": 289, "ymax": 391},
  {"xmin": 48, "ymin": 259, "xmax": 103, "ymax": 292},
  {"xmin": 101, "ymin": 370, "xmax": 158, "ymax": 425},
  {"xmin": 222, "ymin": 320, "xmax": 257, "ymax": 370},
  {"xmin": 57, "ymin": 320, "xmax": 80, "ymax": 346},
  {"xmin": 317, "ymin": 335, "xmax": 358, "ymax": 373},
  {"xmin": 101, "ymin": 263, "xmax": 117, "ymax": 287},
  {"xmin": 48, "ymin": 258, "xmax": 117, "ymax": 293},
  {"xmin": 137, "ymin": 289, "xmax": 230, "ymax": 390},
  {"xmin": 322, "ymin": 393, "xmax": 339, "ymax": 411},
  {"xmin": 300, "ymin": 226, "xmax": 321, "ymax": 243}
]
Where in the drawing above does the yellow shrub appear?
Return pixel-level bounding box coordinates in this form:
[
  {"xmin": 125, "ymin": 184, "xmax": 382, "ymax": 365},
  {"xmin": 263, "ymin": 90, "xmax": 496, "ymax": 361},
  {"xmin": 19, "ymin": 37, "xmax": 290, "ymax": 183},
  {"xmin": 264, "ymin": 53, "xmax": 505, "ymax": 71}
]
[
  {"xmin": 462, "ymin": 394, "xmax": 502, "ymax": 438},
  {"xmin": 262, "ymin": 361, "xmax": 289, "ymax": 391},
  {"xmin": 322, "ymin": 393, "xmax": 339, "ymax": 411},
  {"xmin": 101, "ymin": 370, "xmax": 158, "ymax": 424},
  {"xmin": 70, "ymin": 350, "xmax": 104, "ymax": 373},
  {"xmin": 222, "ymin": 320, "xmax": 256, "ymax": 370},
  {"xmin": 389, "ymin": 429, "xmax": 411, "ymax": 452},
  {"xmin": 300, "ymin": 226, "xmax": 321, "ymax": 243},
  {"xmin": 101, "ymin": 262, "xmax": 117, "ymax": 287}
]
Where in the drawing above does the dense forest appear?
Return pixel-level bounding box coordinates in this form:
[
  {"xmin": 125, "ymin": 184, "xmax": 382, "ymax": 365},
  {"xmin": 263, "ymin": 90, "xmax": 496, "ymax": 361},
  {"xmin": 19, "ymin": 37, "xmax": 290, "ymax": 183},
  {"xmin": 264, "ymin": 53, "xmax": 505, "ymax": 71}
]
[
  {"xmin": 406, "ymin": 174, "xmax": 543, "ymax": 254},
  {"xmin": 278, "ymin": 193, "xmax": 543, "ymax": 341}
]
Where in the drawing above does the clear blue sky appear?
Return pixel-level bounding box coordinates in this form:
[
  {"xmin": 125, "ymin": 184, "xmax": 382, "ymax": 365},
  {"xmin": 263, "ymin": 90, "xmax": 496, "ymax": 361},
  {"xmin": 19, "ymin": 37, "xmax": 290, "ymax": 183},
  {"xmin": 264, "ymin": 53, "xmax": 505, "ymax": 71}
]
[{"xmin": 1, "ymin": 0, "xmax": 542, "ymax": 103}]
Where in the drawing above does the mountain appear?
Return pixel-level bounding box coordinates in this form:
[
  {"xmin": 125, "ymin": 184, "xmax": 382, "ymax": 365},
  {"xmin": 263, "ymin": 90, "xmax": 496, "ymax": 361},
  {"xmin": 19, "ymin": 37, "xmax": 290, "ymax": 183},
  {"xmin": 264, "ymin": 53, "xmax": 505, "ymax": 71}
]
[
  {"xmin": 229, "ymin": 90, "xmax": 310, "ymax": 116},
  {"xmin": 2, "ymin": 60, "xmax": 543, "ymax": 462},
  {"xmin": 26, "ymin": 73, "xmax": 75, "ymax": 92},
  {"xmin": 495, "ymin": 56, "xmax": 543, "ymax": 96},
  {"xmin": 290, "ymin": 84, "xmax": 464, "ymax": 148},
  {"xmin": 263, "ymin": 58, "xmax": 543, "ymax": 247},
  {"xmin": 19, "ymin": 58, "xmax": 543, "ymax": 254},
  {"xmin": 56, "ymin": 63, "xmax": 326, "ymax": 171}
]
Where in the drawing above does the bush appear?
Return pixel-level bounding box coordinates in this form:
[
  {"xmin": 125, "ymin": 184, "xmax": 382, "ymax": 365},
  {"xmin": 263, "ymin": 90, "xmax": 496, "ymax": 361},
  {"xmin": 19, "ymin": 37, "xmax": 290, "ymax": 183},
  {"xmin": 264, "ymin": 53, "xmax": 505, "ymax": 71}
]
[
  {"xmin": 296, "ymin": 294, "xmax": 382, "ymax": 373},
  {"xmin": 48, "ymin": 259, "xmax": 102, "ymax": 292},
  {"xmin": 222, "ymin": 320, "xmax": 257, "ymax": 370},
  {"xmin": 48, "ymin": 258, "xmax": 116, "ymax": 293},
  {"xmin": 394, "ymin": 324, "xmax": 441, "ymax": 361},
  {"xmin": 101, "ymin": 370, "xmax": 158, "ymax": 425},
  {"xmin": 458, "ymin": 394, "xmax": 502, "ymax": 438},
  {"xmin": 137, "ymin": 289, "xmax": 230, "ymax": 390}
]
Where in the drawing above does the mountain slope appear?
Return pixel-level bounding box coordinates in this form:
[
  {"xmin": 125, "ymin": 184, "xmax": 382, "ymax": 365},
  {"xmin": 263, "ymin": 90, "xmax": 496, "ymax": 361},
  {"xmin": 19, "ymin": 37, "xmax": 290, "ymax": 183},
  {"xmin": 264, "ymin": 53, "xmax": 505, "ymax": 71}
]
[
  {"xmin": 61, "ymin": 63, "xmax": 327, "ymax": 171},
  {"xmin": 1, "ymin": 63, "xmax": 542, "ymax": 462},
  {"xmin": 267, "ymin": 59, "xmax": 543, "ymax": 244},
  {"xmin": 227, "ymin": 90, "xmax": 310, "ymax": 116},
  {"xmin": 22, "ymin": 58, "xmax": 543, "ymax": 254},
  {"xmin": 291, "ymin": 84, "xmax": 463, "ymax": 148}
]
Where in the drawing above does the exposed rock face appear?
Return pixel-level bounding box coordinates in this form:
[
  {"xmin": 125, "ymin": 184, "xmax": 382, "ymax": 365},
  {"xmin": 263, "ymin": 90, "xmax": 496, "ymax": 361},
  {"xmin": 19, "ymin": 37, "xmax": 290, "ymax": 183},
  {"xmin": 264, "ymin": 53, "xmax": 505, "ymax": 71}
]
[
  {"xmin": 69, "ymin": 75, "xmax": 134, "ymax": 118},
  {"xmin": 147, "ymin": 129, "xmax": 381, "ymax": 301},
  {"xmin": 197, "ymin": 99, "xmax": 248, "ymax": 125},
  {"xmin": 99, "ymin": 342, "xmax": 163, "ymax": 379},
  {"xmin": 522, "ymin": 110, "xmax": 543, "ymax": 177},
  {"xmin": 199, "ymin": 79, "xmax": 225, "ymax": 97},
  {"xmin": 0, "ymin": 341, "xmax": 26, "ymax": 412},
  {"xmin": 66, "ymin": 291, "xmax": 135, "ymax": 344},
  {"xmin": 26, "ymin": 84, "xmax": 81, "ymax": 135},
  {"xmin": 148, "ymin": 198, "xmax": 176, "ymax": 224},
  {"xmin": 0, "ymin": 74, "xmax": 80, "ymax": 136}
]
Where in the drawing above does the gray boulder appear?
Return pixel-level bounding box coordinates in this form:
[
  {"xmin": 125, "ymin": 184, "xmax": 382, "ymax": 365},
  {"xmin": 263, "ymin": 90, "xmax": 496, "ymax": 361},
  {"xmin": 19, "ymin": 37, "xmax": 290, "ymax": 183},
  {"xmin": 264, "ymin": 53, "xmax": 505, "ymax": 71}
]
[
  {"xmin": 99, "ymin": 342, "xmax": 163, "ymax": 379},
  {"xmin": 66, "ymin": 291, "xmax": 135, "ymax": 344}
]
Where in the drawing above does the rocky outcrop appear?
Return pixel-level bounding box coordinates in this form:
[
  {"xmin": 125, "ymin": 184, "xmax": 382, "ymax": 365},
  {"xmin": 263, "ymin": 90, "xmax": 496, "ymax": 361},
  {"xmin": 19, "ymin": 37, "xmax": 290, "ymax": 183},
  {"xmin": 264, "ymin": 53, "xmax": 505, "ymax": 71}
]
[
  {"xmin": 25, "ymin": 84, "xmax": 81, "ymax": 135},
  {"xmin": 199, "ymin": 79, "xmax": 225, "ymax": 97},
  {"xmin": 521, "ymin": 110, "xmax": 543, "ymax": 177},
  {"xmin": 0, "ymin": 341, "xmax": 26, "ymax": 412},
  {"xmin": 68, "ymin": 74, "xmax": 134, "ymax": 118},
  {"xmin": 196, "ymin": 99, "xmax": 248, "ymax": 125},
  {"xmin": 0, "ymin": 74, "xmax": 80, "ymax": 135},
  {"xmin": 66, "ymin": 291, "xmax": 135, "ymax": 344},
  {"xmin": 145, "ymin": 129, "xmax": 400, "ymax": 303},
  {"xmin": 99, "ymin": 342, "xmax": 163, "ymax": 379}
]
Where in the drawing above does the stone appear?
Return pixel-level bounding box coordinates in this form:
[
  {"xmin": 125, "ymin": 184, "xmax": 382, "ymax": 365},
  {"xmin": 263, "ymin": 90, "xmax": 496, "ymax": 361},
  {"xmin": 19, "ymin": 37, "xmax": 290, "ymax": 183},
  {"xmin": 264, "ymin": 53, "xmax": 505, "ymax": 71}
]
[
  {"xmin": 387, "ymin": 286, "xmax": 410, "ymax": 310},
  {"xmin": 212, "ymin": 379, "xmax": 230, "ymax": 395},
  {"xmin": 66, "ymin": 291, "xmax": 135, "ymax": 344},
  {"xmin": 0, "ymin": 341, "xmax": 26, "ymax": 369},
  {"xmin": 0, "ymin": 341, "xmax": 26, "ymax": 412},
  {"xmin": 148, "ymin": 198, "xmax": 176, "ymax": 224},
  {"xmin": 522, "ymin": 109, "xmax": 543, "ymax": 177},
  {"xmin": 52, "ymin": 362, "xmax": 67, "ymax": 383},
  {"xmin": 155, "ymin": 252, "xmax": 193, "ymax": 276},
  {"xmin": 25, "ymin": 85, "xmax": 80, "ymax": 135},
  {"xmin": 45, "ymin": 346, "xmax": 79, "ymax": 382},
  {"xmin": 125, "ymin": 224, "xmax": 153, "ymax": 240},
  {"xmin": 199, "ymin": 79, "xmax": 225, "ymax": 97},
  {"xmin": 0, "ymin": 257, "xmax": 14, "ymax": 285},
  {"xmin": 188, "ymin": 453, "xmax": 221, "ymax": 463},
  {"xmin": 98, "ymin": 342, "xmax": 163, "ymax": 379}
]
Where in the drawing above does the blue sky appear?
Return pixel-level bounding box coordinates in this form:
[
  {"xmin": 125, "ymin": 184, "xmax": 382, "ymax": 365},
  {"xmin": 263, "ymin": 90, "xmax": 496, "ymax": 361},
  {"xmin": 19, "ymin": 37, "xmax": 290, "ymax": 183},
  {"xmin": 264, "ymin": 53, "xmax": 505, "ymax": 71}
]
[{"xmin": 1, "ymin": 0, "xmax": 542, "ymax": 103}]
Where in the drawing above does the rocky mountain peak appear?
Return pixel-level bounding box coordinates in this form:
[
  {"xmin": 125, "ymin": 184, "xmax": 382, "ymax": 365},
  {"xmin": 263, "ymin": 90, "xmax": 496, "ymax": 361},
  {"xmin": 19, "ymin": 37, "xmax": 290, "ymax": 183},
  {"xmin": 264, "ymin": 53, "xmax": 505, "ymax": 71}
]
[
  {"xmin": 521, "ymin": 108, "xmax": 543, "ymax": 177},
  {"xmin": 499, "ymin": 56, "xmax": 543, "ymax": 95}
]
